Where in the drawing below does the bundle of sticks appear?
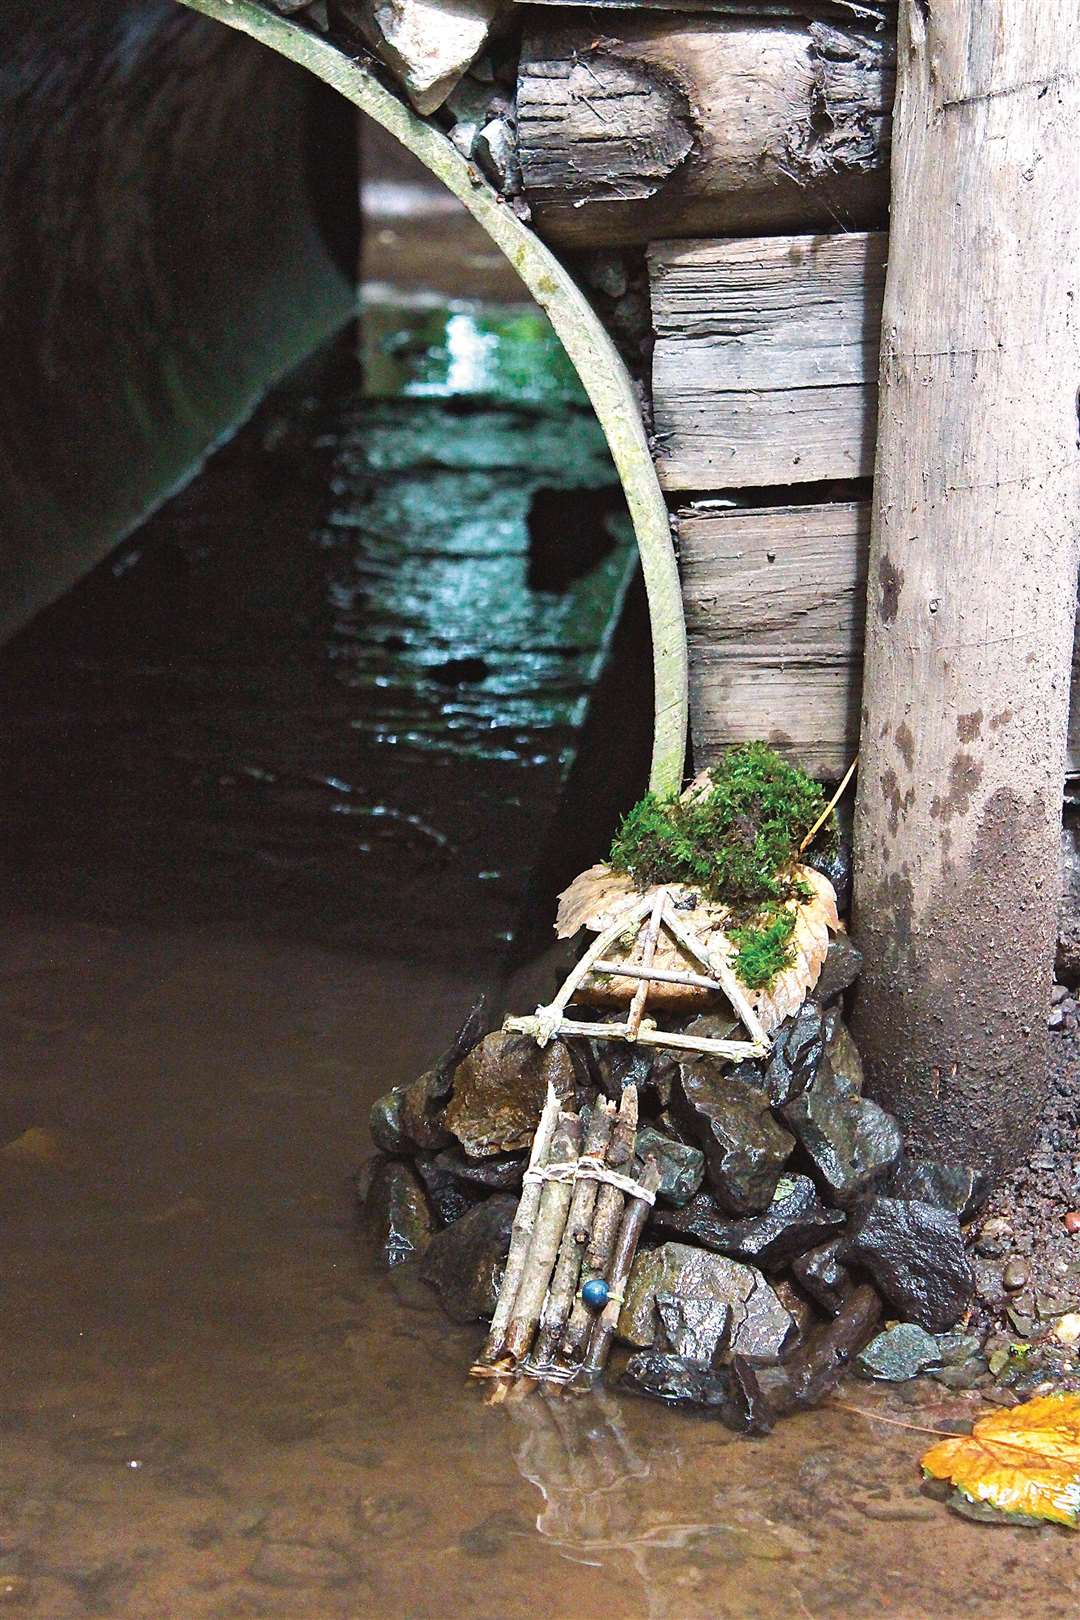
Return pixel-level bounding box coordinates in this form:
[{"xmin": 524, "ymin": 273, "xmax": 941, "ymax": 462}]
[{"xmin": 475, "ymin": 1083, "xmax": 660, "ymax": 1385}]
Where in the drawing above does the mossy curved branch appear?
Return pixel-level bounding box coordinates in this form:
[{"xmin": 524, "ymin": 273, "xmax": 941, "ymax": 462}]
[{"xmin": 175, "ymin": 0, "xmax": 689, "ymax": 795}]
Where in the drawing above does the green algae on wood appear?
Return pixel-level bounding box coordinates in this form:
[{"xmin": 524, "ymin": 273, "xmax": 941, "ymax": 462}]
[{"xmin": 174, "ymin": 0, "xmax": 688, "ymax": 796}]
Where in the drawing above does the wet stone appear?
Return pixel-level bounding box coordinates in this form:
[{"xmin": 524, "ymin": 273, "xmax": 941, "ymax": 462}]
[
  {"xmin": 619, "ymin": 1242, "xmax": 794, "ymax": 1365},
  {"xmin": 370, "ymin": 1067, "xmax": 453, "ymax": 1154},
  {"xmin": 891, "ymin": 1156, "xmax": 988, "ymax": 1222},
  {"xmin": 356, "ymin": 1157, "xmax": 433, "ymax": 1269},
  {"xmin": 855, "ymin": 1323, "xmax": 944, "ymax": 1382},
  {"xmin": 674, "ymin": 1059, "xmax": 795, "ymax": 1215},
  {"xmin": 841, "ymin": 1196, "xmax": 974, "ymax": 1333},
  {"xmin": 724, "ymin": 1356, "xmax": 779, "ymax": 1435},
  {"xmin": 419, "ymin": 1193, "xmax": 516, "ymax": 1322},
  {"xmin": 933, "ymin": 1332, "xmax": 983, "ymax": 1368},
  {"xmin": 764, "ymin": 1001, "xmax": 825, "ymax": 1108},
  {"xmin": 634, "ymin": 1125, "xmax": 704, "ymax": 1207},
  {"xmin": 651, "ymin": 1175, "xmax": 843, "ymax": 1272},
  {"xmin": 772, "ymin": 1278, "xmax": 816, "ymax": 1348},
  {"xmin": 445, "ymin": 1031, "xmax": 575, "ymax": 1156},
  {"xmin": 1003, "ymin": 1256, "xmax": 1030, "ymax": 1292},
  {"xmin": 413, "ymin": 1155, "xmax": 476, "ymax": 1227},
  {"xmin": 433, "ymin": 1143, "xmax": 525, "ymax": 1192},
  {"xmin": 825, "ymin": 1014, "xmax": 864, "ymax": 1096},
  {"xmin": 791, "ymin": 1238, "xmax": 852, "ymax": 1316},
  {"xmin": 781, "ymin": 1057, "xmax": 902, "ymax": 1207},
  {"xmin": 804, "ymin": 837, "xmax": 852, "ymax": 914},
  {"xmin": 620, "ymin": 1350, "xmax": 733, "ymax": 1412},
  {"xmin": 814, "ymin": 935, "xmax": 863, "ymax": 1005},
  {"xmin": 591, "ymin": 1040, "xmax": 654, "ymax": 1103},
  {"xmin": 931, "ymin": 1360, "xmax": 987, "ymax": 1392},
  {"xmin": 657, "ymin": 1292, "xmax": 732, "ymax": 1364}
]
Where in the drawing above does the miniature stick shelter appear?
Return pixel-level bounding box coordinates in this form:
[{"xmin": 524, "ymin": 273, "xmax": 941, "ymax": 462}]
[{"xmin": 503, "ymin": 884, "xmax": 772, "ymax": 1060}]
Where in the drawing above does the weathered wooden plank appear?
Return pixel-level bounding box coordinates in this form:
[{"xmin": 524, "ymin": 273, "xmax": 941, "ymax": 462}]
[
  {"xmin": 519, "ymin": 2, "xmax": 896, "ymax": 21},
  {"xmin": 518, "ymin": 17, "xmax": 893, "ymax": 248},
  {"xmin": 679, "ymin": 500, "xmax": 867, "ymax": 776},
  {"xmin": 679, "ymin": 499, "xmax": 1080, "ymax": 778},
  {"xmin": 650, "ymin": 232, "xmax": 886, "ymax": 489}
]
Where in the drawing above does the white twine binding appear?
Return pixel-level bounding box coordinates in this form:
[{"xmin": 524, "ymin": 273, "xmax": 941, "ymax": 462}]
[{"xmin": 523, "ymin": 1157, "xmax": 657, "ymax": 1205}]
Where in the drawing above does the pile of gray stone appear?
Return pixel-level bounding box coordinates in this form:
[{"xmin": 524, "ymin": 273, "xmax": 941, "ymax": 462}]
[{"xmin": 359, "ymin": 914, "xmax": 992, "ymax": 1427}]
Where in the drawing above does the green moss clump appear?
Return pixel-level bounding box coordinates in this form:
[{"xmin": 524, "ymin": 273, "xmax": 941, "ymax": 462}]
[
  {"xmin": 609, "ymin": 742, "xmax": 829, "ymax": 909},
  {"xmin": 608, "ymin": 742, "xmax": 834, "ymax": 991},
  {"xmin": 730, "ymin": 910, "xmax": 797, "ymax": 990}
]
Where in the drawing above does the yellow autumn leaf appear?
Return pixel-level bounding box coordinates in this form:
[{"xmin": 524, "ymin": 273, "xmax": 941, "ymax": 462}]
[{"xmin": 921, "ymin": 1392, "xmax": 1080, "ymax": 1529}]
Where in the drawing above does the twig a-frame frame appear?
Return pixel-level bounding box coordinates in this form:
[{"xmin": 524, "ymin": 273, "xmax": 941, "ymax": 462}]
[{"xmin": 504, "ymin": 886, "xmax": 771, "ymax": 1060}]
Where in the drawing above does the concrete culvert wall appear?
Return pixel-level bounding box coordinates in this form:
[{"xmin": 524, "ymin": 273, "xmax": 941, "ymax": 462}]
[{"xmin": 0, "ymin": 0, "xmax": 358, "ymax": 644}]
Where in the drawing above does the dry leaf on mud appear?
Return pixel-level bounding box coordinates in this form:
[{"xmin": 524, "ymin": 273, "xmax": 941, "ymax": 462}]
[
  {"xmin": 921, "ymin": 1392, "xmax": 1080, "ymax": 1528},
  {"xmin": 553, "ymin": 863, "xmax": 838, "ymax": 1033}
]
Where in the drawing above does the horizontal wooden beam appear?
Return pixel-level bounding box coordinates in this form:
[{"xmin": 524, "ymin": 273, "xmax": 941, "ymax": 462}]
[
  {"xmin": 650, "ymin": 232, "xmax": 886, "ymax": 490},
  {"xmin": 679, "ymin": 499, "xmax": 1080, "ymax": 777},
  {"xmin": 518, "ymin": 16, "xmax": 893, "ymax": 249},
  {"xmin": 518, "ymin": 2, "xmax": 897, "ymax": 20}
]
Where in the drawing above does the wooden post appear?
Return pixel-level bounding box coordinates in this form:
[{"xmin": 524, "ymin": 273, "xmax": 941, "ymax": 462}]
[{"xmin": 852, "ymin": 1, "xmax": 1080, "ymax": 1180}]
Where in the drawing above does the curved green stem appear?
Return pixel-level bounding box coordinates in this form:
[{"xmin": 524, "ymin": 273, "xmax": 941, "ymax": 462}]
[{"xmin": 175, "ymin": 0, "xmax": 688, "ymax": 793}]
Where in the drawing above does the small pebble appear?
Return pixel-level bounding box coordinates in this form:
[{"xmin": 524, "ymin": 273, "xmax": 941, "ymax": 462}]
[
  {"xmin": 982, "ymin": 1387, "xmax": 1020, "ymax": 1407},
  {"xmin": 1064, "ymin": 1211, "xmax": 1080, "ymax": 1235},
  {"xmin": 1002, "ymin": 1258, "xmax": 1030, "ymax": 1292},
  {"xmin": 1053, "ymin": 1313, "xmax": 1080, "ymax": 1347}
]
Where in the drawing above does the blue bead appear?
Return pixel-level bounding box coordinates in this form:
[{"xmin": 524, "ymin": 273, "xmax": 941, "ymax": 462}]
[{"xmin": 582, "ymin": 1278, "xmax": 610, "ymax": 1311}]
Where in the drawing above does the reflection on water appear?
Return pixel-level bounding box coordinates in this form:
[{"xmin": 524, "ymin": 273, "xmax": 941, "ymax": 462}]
[
  {"xmin": 361, "ymin": 300, "xmax": 587, "ymax": 405},
  {"xmin": 509, "ymin": 1385, "xmax": 778, "ymax": 1619},
  {"xmin": 0, "ymin": 303, "xmax": 634, "ymax": 959}
]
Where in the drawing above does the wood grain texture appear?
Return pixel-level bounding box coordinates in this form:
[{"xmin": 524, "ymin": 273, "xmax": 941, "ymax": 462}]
[
  {"xmin": 519, "ymin": 1, "xmax": 897, "ymax": 20},
  {"xmin": 518, "ymin": 17, "xmax": 893, "ymax": 248},
  {"xmin": 851, "ymin": 0, "xmax": 1080, "ymax": 1179},
  {"xmin": 650, "ymin": 232, "xmax": 886, "ymax": 489},
  {"xmin": 679, "ymin": 500, "xmax": 867, "ymax": 777},
  {"xmin": 680, "ymin": 499, "xmax": 1080, "ymax": 781}
]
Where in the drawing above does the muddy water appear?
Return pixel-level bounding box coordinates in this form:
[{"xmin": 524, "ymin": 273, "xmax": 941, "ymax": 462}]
[{"xmin": 2, "ymin": 918, "xmax": 1077, "ymax": 1619}]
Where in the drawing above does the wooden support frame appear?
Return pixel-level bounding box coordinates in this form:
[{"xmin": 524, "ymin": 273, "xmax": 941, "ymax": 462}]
[
  {"xmin": 175, "ymin": 0, "xmax": 689, "ymax": 796},
  {"xmin": 504, "ymin": 886, "xmax": 771, "ymax": 1059}
]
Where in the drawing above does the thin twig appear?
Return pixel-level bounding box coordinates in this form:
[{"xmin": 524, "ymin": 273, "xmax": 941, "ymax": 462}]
[
  {"xmin": 825, "ymin": 1400, "xmax": 960, "ymax": 1439},
  {"xmin": 799, "ymin": 755, "xmax": 859, "ymax": 855},
  {"xmin": 625, "ymin": 890, "xmax": 667, "ymax": 1040}
]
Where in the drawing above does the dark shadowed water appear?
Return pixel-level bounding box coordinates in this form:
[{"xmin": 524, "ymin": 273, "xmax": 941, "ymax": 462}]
[{"xmin": 0, "ymin": 304, "xmax": 635, "ymax": 963}]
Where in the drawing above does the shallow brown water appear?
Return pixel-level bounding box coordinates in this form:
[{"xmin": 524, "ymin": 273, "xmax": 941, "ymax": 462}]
[{"xmin": 2, "ymin": 914, "xmax": 1077, "ymax": 1620}]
